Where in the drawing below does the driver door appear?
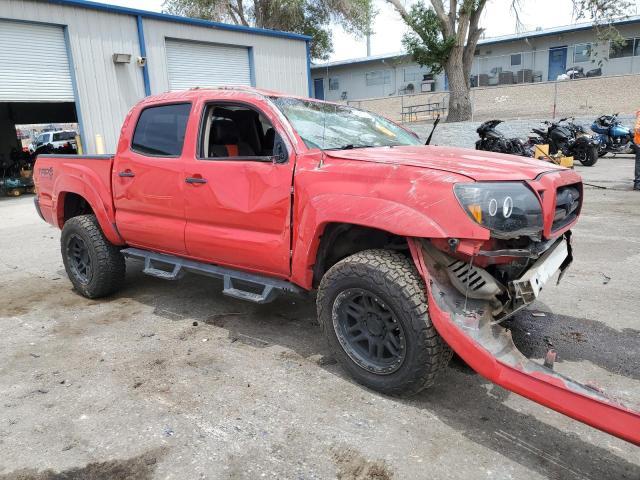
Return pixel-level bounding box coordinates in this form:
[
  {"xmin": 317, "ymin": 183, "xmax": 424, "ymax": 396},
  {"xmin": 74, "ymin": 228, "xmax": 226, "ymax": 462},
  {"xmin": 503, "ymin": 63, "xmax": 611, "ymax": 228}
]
[{"xmin": 183, "ymin": 99, "xmax": 295, "ymax": 277}]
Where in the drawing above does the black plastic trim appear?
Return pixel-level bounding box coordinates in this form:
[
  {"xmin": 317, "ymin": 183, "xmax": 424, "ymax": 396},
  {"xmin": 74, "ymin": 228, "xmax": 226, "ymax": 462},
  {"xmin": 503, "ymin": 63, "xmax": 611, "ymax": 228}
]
[
  {"xmin": 37, "ymin": 154, "xmax": 113, "ymax": 160},
  {"xmin": 34, "ymin": 198, "xmax": 45, "ymax": 221}
]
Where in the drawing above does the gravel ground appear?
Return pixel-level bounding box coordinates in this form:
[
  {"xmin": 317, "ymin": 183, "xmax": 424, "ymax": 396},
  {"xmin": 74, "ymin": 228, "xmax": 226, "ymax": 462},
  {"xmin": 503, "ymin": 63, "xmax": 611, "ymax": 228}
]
[{"xmin": 0, "ymin": 155, "xmax": 639, "ymax": 479}]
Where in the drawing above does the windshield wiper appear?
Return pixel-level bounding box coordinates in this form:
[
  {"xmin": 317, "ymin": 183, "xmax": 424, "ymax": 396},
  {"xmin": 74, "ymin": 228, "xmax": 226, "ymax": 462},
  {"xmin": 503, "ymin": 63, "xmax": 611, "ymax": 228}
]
[{"xmin": 328, "ymin": 144, "xmax": 376, "ymax": 150}]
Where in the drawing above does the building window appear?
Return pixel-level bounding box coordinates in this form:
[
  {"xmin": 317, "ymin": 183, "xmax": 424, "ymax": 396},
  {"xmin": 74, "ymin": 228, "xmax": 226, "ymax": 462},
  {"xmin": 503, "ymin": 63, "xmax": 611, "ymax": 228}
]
[
  {"xmin": 574, "ymin": 43, "xmax": 592, "ymax": 63},
  {"xmin": 510, "ymin": 53, "xmax": 522, "ymax": 66},
  {"xmin": 610, "ymin": 38, "xmax": 634, "ymax": 58},
  {"xmin": 365, "ymin": 70, "xmax": 391, "ymax": 86},
  {"xmin": 635, "ymin": 38, "xmax": 640, "ymax": 57},
  {"xmin": 403, "ymin": 68, "xmax": 420, "ymax": 82},
  {"xmin": 328, "ymin": 77, "xmax": 340, "ymax": 91},
  {"xmin": 403, "ymin": 67, "xmax": 423, "ymax": 82}
]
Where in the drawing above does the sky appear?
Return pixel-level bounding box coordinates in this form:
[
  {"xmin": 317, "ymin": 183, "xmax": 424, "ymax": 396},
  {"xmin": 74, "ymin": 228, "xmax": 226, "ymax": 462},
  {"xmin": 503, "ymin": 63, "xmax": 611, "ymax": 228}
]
[{"xmin": 104, "ymin": 0, "xmax": 640, "ymax": 62}]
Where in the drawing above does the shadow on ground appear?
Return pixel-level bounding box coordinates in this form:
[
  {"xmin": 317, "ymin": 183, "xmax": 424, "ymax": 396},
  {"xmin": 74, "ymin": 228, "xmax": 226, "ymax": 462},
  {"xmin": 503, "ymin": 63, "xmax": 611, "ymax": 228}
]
[{"xmin": 28, "ymin": 261, "xmax": 640, "ymax": 480}]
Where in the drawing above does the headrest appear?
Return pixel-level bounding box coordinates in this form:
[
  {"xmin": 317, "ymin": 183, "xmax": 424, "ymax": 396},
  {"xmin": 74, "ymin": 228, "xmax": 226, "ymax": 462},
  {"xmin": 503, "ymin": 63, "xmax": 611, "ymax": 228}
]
[
  {"xmin": 264, "ymin": 127, "xmax": 275, "ymax": 145},
  {"xmin": 212, "ymin": 119, "xmax": 238, "ymax": 145}
]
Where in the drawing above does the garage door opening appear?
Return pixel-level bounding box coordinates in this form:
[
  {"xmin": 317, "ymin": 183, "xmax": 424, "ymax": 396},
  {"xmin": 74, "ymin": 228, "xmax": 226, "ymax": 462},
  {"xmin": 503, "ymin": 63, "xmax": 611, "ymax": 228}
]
[
  {"xmin": 1, "ymin": 101, "xmax": 78, "ymax": 197},
  {"xmin": 0, "ymin": 19, "xmax": 80, "ymax": 196}
]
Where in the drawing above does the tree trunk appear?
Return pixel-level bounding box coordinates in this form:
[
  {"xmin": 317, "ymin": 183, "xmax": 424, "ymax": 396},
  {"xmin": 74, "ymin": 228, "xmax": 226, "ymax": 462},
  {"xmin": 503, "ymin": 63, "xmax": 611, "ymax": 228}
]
[{"xmin": 445, "ymin": 47, "xmax": 472, "ymax": 122}]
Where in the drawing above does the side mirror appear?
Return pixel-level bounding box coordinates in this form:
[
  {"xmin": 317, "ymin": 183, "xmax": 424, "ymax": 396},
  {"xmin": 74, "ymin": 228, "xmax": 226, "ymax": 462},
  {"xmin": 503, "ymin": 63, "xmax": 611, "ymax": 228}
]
[{"xmin": 273, "ymin": 135, "xmax": 288, "ymax": 164}]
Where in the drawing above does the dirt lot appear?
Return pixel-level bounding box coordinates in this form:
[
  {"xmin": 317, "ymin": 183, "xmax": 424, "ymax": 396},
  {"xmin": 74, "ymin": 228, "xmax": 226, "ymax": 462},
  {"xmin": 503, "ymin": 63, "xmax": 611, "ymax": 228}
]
[{"xmin": 1, "ymin": 156, "xmax": 639, "ymax": 479}]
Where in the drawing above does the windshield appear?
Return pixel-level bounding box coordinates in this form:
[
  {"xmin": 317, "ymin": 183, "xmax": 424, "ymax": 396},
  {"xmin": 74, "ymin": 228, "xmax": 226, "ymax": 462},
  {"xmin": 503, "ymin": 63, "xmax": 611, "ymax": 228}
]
[{"xmin": 270, "ymin": 97, "xmax": 421, "ymax": 150}]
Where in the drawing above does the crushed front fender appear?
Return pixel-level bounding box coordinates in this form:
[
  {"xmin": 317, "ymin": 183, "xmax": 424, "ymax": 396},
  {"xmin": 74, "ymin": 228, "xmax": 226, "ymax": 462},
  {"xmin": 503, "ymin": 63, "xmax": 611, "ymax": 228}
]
[{"xmin": 408, "ymin": 238, "xmax": 640, "ymax": 446}]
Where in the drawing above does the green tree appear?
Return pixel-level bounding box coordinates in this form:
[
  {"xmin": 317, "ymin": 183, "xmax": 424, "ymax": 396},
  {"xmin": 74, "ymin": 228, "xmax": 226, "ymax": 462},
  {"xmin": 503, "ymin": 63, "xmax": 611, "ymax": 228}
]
[
  {"xmin": 386, "ymin": 0, "xmax": 632, "ymax": 122},
  {"xmin": 162, "ymin": 0, "xmax": 375, "ymax": 61}
]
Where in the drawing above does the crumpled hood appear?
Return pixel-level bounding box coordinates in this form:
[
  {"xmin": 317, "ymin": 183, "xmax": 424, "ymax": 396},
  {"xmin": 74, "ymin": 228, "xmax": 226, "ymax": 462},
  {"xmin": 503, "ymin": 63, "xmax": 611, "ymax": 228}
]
[{"xmin": 324, "ymin": 145, "xmax": 563, "ymax": 181}]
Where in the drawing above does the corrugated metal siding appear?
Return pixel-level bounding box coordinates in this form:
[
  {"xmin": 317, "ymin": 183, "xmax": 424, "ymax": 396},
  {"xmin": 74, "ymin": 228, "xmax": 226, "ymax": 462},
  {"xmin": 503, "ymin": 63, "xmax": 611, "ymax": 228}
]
[
  {"xmin": 1, "ymin": 0, "xmax": 146, "ymax": 153},
  {"xmin": 143, "ymin": 19, "xmax": 308, "ymax": 96},
  {"xmin": 0, "ymin": 20, "xmax": 74, "ymax": 101},
  {"xmin": 1, "ymin": 0, "xmax": 308, "ymax": 153},
  {"xmin": 165, "ymin": 39, "xmax": 251, "ymax": 90}
]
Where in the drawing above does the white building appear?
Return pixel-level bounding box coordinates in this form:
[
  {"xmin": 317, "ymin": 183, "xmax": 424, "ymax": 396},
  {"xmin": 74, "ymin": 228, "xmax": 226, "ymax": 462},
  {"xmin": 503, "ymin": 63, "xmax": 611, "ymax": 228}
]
[
  {"xmin": 0, "ymin": 0, "xmax": 311, "ymax": 157},
  {"xmin": 311, "ymin": 16, "xmax": 640, "ymax": 102}
]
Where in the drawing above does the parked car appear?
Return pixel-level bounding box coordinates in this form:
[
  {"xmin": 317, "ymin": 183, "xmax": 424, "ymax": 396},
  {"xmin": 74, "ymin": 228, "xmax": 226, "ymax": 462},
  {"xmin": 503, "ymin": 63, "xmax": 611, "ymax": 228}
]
[
  {"xmin": 32, "ymin": 130, "xmax": 77, "ymax": 154},
  {"xmin": 33, "ymin": 87, "xmax": 639, "ymax": 446}
]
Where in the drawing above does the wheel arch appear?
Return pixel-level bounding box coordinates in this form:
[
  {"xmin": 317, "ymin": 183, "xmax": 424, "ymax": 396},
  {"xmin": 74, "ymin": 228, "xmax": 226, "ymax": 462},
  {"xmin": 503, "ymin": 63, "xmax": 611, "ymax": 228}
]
[
  {"xmin": 53, "ymin": 173, "xmax": 123, "ymax": 245},
  {"xmin": 290, "ymin": 195, "xmax": 448, "ymax": 289}
]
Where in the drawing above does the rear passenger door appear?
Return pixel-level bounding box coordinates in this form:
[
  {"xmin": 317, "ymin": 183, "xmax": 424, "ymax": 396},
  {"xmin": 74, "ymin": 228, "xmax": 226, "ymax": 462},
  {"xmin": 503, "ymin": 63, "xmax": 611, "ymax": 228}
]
[
  {"xmin": 182, "ymin": 100, "xmax": 295, "ymax": 277},
  {"xmin": 112, "ymin": 102, "xmax": 191, "ymax": 255}
]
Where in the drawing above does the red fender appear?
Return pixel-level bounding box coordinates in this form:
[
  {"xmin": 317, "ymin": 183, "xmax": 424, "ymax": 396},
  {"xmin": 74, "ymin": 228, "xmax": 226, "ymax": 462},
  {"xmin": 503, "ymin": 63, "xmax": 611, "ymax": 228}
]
[
  {"xmin": 408, "ymin": 238, "xmax": 640, "ymax": 446},
  {"xmin": 290, "ymin": 195, "xmax": 450, "ymax": 289},
  {"xmin": 53, "ymin": 165, "xmax": 123, "ymax": 245}
]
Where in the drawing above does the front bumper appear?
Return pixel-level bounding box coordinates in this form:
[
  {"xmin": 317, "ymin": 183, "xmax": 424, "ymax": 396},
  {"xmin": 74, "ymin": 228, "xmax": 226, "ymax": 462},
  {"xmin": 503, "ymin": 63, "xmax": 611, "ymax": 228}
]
[
  {"xmin": 511, "ymin": 237, "xmax": 570, "ymax": 304},
  {"xmin": 409, "ymin": 238, "xmax": 640, "ymax": 446}
]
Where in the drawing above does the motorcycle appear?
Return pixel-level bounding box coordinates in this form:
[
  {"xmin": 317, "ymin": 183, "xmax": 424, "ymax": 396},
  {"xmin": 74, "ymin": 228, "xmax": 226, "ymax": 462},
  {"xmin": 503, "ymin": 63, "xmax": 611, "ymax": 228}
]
[
  {"xmin": 475, "ymin": 119, "xmax": 533, "ymax": 157},
  {"xmin": 591, "ymin": 113, "xmax": 634, "ymax": 157},
  {"xmin": 531, "ymin": 117, "xmax": 600, "ymax": 166}
]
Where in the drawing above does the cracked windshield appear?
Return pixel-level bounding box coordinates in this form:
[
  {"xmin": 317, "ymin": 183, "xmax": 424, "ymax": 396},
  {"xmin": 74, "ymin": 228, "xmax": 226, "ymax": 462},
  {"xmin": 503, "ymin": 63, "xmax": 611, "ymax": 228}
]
[{"xmin": 271, "ymin": 97, "xmax": 422, "ymax": 150}]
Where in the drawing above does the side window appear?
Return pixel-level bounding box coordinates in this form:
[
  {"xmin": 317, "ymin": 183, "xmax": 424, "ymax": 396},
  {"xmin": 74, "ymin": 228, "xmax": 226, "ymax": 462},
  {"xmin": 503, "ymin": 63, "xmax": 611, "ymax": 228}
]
[
  {"xmin": 199, "ymin": 103, "xmax": 286, "ymax": 162},
  {"xmin": 131, "ymin": 103, "xmax": 191, "ymax": 157}
]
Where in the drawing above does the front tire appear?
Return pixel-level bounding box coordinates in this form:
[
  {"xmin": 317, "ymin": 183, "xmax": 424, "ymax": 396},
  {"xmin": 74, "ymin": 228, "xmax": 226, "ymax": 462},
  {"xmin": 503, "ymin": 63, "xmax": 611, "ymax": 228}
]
[
  {"xmin": 317, "ymin": 249, "xmax": 450, "ymax": 396},
  {"xmin": 577, "ymin": 145, "xmax": 599, "ymax": 166},
  {"xmin": 61, "ymin": 214, "xmax": 125, "ymax": 298}
]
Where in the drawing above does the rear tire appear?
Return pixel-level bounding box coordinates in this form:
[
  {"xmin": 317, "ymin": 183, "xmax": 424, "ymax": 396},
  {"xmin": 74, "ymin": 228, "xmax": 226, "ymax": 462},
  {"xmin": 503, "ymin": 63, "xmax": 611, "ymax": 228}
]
[
  {"xmin": 61, "ymin": 214, "xmax": 125, "ymax": 298},
  {"xmin": 578, "ymin": 145, "xmax": 599, "ymax": 166},
  {"xmin": 317, "ymin": 249, "xmax": 450, "ymax": 396}
]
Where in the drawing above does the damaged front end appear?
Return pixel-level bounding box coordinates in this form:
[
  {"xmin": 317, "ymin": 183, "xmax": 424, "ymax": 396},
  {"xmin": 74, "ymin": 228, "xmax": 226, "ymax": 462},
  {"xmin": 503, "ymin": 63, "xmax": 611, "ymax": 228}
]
[
  {"xmin": 427, "ymin": 232, "xmax": 573, "ymax": 323},
  {"xmin": 408, "ymin": 236, "xmax": 640, "ymax": 446}
]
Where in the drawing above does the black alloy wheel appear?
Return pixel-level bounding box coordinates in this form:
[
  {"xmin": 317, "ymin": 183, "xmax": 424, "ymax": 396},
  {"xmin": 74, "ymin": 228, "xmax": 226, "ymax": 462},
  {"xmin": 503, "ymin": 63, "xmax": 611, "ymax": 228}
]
[
  {"xmin": 61, "ymin": 214, "xmax": 125, "ymax": 298},
  {"xmin": 66, "ymin": 233, "xmax": 92, "ymax": 284},
  {"xmin": 333, "ymin": 288, "xmax": 407, "ymax": 374}
]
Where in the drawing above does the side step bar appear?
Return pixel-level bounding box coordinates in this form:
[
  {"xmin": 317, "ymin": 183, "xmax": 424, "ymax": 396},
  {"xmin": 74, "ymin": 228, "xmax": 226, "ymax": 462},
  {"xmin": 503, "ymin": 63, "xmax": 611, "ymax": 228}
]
[
  {"xmin": 408, "ymin": 239, "xmax": 640, "ymax": 446},
  {"xmin": 121, "ymin": 248, "xmax": 302, "ymax": 304}
]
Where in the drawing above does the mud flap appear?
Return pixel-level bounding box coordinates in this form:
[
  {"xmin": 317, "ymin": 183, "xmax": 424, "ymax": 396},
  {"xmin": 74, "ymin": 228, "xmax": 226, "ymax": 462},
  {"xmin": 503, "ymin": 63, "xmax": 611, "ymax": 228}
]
[{"xmin": 408, "ymin": 239, "xmax": 640, "ymax": 446}]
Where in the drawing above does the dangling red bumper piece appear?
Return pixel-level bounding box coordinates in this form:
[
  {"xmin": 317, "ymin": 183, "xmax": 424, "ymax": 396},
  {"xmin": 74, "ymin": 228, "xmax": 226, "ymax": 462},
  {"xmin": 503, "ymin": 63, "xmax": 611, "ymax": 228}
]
[{"xmin": 408, "ymin": 239, "xmax": 640, "ymax": 446}]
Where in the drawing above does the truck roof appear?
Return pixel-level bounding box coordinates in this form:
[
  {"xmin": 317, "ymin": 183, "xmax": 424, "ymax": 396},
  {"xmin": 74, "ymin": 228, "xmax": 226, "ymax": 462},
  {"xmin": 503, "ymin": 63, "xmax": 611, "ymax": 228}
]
[{"xmin": 138, "ymin": 86, "xmax": 319, "ymax": 105}]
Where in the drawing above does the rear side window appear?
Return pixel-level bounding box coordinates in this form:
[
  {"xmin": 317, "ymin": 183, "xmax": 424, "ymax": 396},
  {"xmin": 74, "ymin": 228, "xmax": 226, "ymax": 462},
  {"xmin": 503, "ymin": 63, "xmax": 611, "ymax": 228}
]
[
  {"xmin": 132, "ymin": 103, "xmax": 191, "ymax": 156},
  {"xmin": 53, "ymin": 131, "xmax": 75, "ymax": 141}
]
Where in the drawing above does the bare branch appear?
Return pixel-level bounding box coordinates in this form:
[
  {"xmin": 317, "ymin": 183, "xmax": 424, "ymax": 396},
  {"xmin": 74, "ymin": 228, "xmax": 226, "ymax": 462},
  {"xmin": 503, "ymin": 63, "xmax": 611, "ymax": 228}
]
[
  {"xmin": 385, "ymin": 0, "xmax": 412, "ymax": 24},
  {"xmin": 229, "ymin": 0, "xmax": 249, "ymax": 26},
  {"xmin": 509, "ymin": 0, "xmax": 525, "ymax": 33},
  {"xmin": 463, "ymin": 3, "xmax": 486, "ymax": 87},
  {"xmin": 430, "ymin": 0, "xmax": 454, "ymax": 37}
]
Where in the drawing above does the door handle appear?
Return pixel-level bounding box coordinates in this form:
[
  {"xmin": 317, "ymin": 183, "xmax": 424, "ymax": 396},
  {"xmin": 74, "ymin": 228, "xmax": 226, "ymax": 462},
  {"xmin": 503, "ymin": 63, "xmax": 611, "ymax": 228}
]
[
  {"xmin": 119, "ymin": 170, "xmax": 135, "ymax": 177},
  {"xmin": 185, "ymin": 176, "xmax": 207, "ymax": 184}
]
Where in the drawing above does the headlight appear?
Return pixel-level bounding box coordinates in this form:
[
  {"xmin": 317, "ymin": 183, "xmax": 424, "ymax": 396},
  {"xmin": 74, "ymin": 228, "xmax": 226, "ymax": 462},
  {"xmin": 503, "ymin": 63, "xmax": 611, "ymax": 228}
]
[{"xmin": 454, "ymin": 182, "xmax": 543, "ymax": 238}]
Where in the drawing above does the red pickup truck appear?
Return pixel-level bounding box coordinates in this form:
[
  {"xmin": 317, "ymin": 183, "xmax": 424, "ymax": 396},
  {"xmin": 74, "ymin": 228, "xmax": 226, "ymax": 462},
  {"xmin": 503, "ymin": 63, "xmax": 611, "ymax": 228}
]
[{"xmin": 34, "ymin": 87, "xmax": 639, "ymax": 445}]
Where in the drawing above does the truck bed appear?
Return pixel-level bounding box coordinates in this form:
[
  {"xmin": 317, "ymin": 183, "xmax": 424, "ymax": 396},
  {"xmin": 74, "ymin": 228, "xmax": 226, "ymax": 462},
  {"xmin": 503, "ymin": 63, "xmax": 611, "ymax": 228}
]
[{"xmin": 34, "ymin": 154, "xmax": 117, "ymax": 239}]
